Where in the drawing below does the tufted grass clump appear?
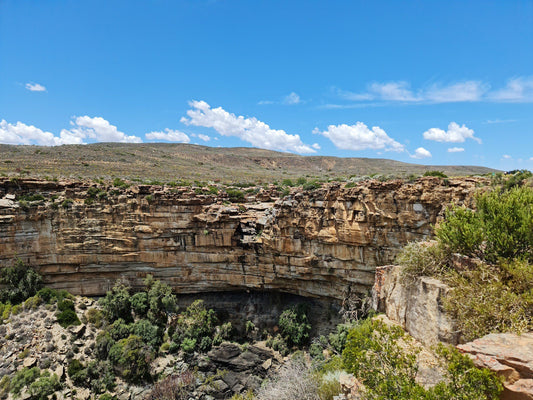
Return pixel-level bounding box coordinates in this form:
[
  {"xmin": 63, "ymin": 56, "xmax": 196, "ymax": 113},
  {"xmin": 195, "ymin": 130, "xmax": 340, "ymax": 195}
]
[{"xmin": 396, "ymin": 241, "xmax": 449, "ymax": 282}]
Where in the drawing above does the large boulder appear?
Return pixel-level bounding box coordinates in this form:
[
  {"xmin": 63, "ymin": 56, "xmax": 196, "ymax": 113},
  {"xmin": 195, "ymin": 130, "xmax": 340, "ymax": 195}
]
[
  {"xmin": 372, "ymin": 265, "xmax": 460, "ymax": 346},
  {"xmin": 458, "ymin": 332, "xmax": 533, "ymax": 400}
]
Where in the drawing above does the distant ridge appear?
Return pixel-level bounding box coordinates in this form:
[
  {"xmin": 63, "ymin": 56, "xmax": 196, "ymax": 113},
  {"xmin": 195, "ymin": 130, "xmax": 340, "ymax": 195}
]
[{"xmin": 0, "ymin": 143, "xmax": 499, "ymax": 183}]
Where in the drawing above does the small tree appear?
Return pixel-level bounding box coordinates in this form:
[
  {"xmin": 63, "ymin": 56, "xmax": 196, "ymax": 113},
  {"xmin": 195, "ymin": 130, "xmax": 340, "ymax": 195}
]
[
  {"xmin": 278, "ymin": 305, "xmax": 311, "ymax": 347},
  {"xmin": 100, "ymin": 282, "xmax": 132, "ymax": 323},
  {"xmin": 0, "ymin": 259, "xmax": 42, "ymax": 304}
]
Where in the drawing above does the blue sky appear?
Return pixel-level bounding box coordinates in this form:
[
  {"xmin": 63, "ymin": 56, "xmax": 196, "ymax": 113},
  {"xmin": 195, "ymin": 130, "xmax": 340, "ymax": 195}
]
[{"xmin": 1, "ymin": 0, "xmax": 532, "ymax": 170}]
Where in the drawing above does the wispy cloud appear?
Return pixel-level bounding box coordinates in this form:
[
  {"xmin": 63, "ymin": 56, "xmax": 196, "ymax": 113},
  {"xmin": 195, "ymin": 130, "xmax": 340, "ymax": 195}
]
[
  {"xmin": 313, "ymin": 122, "xmax": 404, "ymax": 152},
  {"xmin": 331, "ymin": 76, "xmax": 533, "ymax": 106},
  {"xmin": 423, "ymin": 122, "xmax": 481, "ymax": 144},
  {"xmin": 485, "ymin": 119, "xmax": 517, "ymax": 124},
  {"xmin": 181, "ymin": 100, "xmax": 316, "ymax": 153},
  {"xmin": 259, "ymin": 92, "xmax": 302, "ymax": 106},
  {"xmin": 25, "ymin": 82, "xmax": 46, "ymax": 92},
  {"xmin": 489, "ymin": 77, "xmax": 533, "ymax": 102},
  {"xmin": 448, "ymin": 147, "xmax": 465, "ymax": 153},
  {"xmin": 283, "ymin": 92, "xmax": 301, "ymax": 105}
]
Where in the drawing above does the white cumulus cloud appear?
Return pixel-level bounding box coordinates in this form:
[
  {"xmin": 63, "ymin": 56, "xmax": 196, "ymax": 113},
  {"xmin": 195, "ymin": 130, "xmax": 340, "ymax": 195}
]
[
  {"xmin": 25, "ymin": 82, "xmax": 46, "ymax": 92},
  {"xmin": 181, "ymin": 100, "xmax": 315, "ymax": 153},
  {"xmin": 502, "ymin": 154, "xmax": 512, "ymax": 159},
  {"xmin": 423, "ymin": 122, "xmax": 481, "ymax": 144},
  {"xmin": 448, "ymin": 147, "xmax": 465, "ymax": 153},
  {"xmin": 313, "ymin": 122, "xmax": 404, "ymax": 152},
  {"xmin": 411, "ymin": 147, "xmax": 432, "ymax": 159},
  {"xmin": 146, "ymin": 128, "xmax": 190, "ymax": 143},
  {"xmin": 61, "ymin": 116, "xmax": 142, "ymax": 143},
  {"xmin": 0, "ymin": 120, "xmax": 64, "ymax": 145}
]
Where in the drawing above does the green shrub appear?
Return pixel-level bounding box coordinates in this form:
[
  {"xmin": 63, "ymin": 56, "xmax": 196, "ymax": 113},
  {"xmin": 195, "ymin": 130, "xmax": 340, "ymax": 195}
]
[
  {"xmin": 430, "ymin": 344, "xmax": 502, "ymax": 400},
  {"xmin": 266, "ymin": 334, "xmax": 290, "ymax": 356},
  {"xmin": 131, "ymin": 292, "xmax": 148, "ymax": 316},
  {"xmin": 112, "ymin": 178, "xmax": 130, "ymax": 188},
  {"xmin": 172, "ymin": 299, "xmax": 217, "ymax": 352},
  {"xmin": 28, "ymin": 371, "xmax": 61, "ymax": 400},
  {"xmin": 296, "ymin": 177, "xmax": 307, "ymax": 185},
  {"xmin": 95, "ymin": 332, "xmax": 115, "ymax": 360},
  {"xmin": 109, "ymin": 335, "xmax": 153, "ymax": 383},
  {"xmin": 61, "ymin": 198, "xmax": 73, "ymax": 208},
  {"xmin": 342, "ymin": 318, "xmax": 502, "ymax": 400},
  {"xmin": 423, "ymin": 170, "xmax": 448, "ymax": 178},
  {"xmin": 144, "ymin": 275, "xmax": 177, "ymax": 327},
  {"xmin": 181, "ymin": 337, "xmax": 197, "ymax": 353},
  {"xmin": 56, "ymin": 308, "xmax": 81, "ymax": 328},
  {"xmin": 86, "ymin": 308, "xmax": 105, "ymax": 328},
  {"xmin": 436, "ymin": 186, "xmax": 533, "ymax": 263},
  {"xmin": 278, "ymin": 305, "xmax": 311, "ymax": 347},
  {"xmin": 100, "ymin": 282, "xmax": 132, "ymax": 323},
  {"xmin": 10, "ymin": 367, "xmax": 41, "ymax": 396},
  {"xmin": 282, "ymin": 178, "xmax": 294, "ymax": 187},
  {"xmin": 0, "ymin": 259, "xmax": 43, "ymax": 304},
  {"xmin": 132, "ymin": 319, "xmax": 162, "ymax": 350},
  {"xmin": 108, "ymin": 318, "xmax": 132, "ymax": 341},
  {"xmin": 302, "ymin": 180, "xmax": 321, "ymax": 191},
  {"xmin": 226, "ymin": 188, "xmax": 245, "ymax": 202},
  {"xmin": 68, "ymin": 359, "xmax": 115, "ymax": 393}
]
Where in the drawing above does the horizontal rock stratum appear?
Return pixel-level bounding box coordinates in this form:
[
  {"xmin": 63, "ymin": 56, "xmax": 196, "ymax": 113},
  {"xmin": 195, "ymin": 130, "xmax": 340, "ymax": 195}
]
[{"xmin": 0, "ymin": 177, "xmax": 484, "ymax": 301}]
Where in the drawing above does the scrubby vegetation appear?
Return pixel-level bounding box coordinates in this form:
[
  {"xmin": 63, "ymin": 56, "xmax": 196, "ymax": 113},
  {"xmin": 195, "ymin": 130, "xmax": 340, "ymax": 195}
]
[
  {"xmin": 397, "ymin": 180, "xmax": 533, "ymax": 340},
  {"xmin": 342, "ymin": 319, "xmax": 502, "ymax": 400}
]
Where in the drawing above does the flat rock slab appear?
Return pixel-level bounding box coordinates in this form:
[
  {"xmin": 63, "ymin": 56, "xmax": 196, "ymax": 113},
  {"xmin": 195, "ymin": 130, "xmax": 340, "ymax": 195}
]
[{"xmin": 457, "ymin": 332, "xmax": 533, "ymax": 400}]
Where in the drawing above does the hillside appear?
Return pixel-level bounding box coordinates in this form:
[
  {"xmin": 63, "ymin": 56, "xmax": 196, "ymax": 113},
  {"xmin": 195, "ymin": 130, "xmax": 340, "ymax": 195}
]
[{"xmin": 0, "ymin": 143, "xmax": 498, "ymax": 183}]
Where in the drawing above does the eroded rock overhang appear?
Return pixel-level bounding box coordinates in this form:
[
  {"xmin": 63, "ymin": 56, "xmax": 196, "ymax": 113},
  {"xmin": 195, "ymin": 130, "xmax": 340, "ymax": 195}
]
[{"xmin": 0, "ymin": 177, "xmax": 484, "ymax": 302}]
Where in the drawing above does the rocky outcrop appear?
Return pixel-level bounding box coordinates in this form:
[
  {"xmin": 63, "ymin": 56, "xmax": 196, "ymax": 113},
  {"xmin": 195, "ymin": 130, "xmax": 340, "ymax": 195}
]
[
  {"xmin": 0, "ymin": 177, "xmax": 484, "ymax": 302},
  {"xmin": 372, "ymin": 265, "xmax": 460, "ymax": 346},
  {"xmin": 458, "ymin": 332, "xmax": 533, "ymax": 400}
]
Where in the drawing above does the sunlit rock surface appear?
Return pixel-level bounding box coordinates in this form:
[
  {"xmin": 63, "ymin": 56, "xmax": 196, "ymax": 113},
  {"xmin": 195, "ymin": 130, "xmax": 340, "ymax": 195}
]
[{"xmin": 0, "ymin": 177, "xmax": 483, "ymax": 301}]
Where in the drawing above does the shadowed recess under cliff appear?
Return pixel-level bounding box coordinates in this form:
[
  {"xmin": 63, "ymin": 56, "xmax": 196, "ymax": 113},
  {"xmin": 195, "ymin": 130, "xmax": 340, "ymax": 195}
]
[{"xmin": 0, "ymin": 177, "xmax": 484, "ymax": 302}]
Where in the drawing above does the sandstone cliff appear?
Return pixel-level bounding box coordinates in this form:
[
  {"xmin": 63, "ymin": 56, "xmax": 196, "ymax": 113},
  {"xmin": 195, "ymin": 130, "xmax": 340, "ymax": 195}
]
[{"xmin": 0, "ymin": 177, "xmax": 484, "ymax": 301}]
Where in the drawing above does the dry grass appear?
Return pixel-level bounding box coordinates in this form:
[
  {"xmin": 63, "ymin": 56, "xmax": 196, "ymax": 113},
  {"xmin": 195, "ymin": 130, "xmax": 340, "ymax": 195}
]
[{"xmin": 0, "ymin": 143, "xmax": 497, "ymax": 184}]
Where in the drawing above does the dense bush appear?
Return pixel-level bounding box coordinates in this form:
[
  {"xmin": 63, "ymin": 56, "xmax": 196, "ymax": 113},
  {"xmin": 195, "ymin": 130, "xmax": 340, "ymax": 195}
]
[
  {"xmin": 108, "ymin": 335, "xmax": 154, "ymax": 383},
  {"xmin": 132, "ymin": 318, "xmax": 162, "ymax": 349},
  {"xmin": 423, "ymin": 170, "xmax": 448, "ymax": 178},
  {"xmin": 226, "ymin": 188, "xmax": 245, "ymax": 202},
  {"xmin": 172, "ymin": 300, "xmax": 217, "ymax": 353},
  {"xmin": 0, "ymin": 259, "xmax": 42, "ymax": 304},
  {"xmin": 342, "ymin": 318, "xmax": 502, "ymax": 400},
  {"xmin": 436, "ymin": 186, "xmax": 533, "ymax": 263},
  {"xmin": 100, "ymin": 283, "xmax": 133, "ymax": 323},
  {"xmin": 68, "ymin": 359, "xmax": 115, "ymax": 393},
  {"xmin": 278, "ymin": 305, "xmax": 311, "ymax": 347},
  {"xmin": 9, "ymin": 367, "xmax": 62, "ymax": 399},
  {"xmin": 144, "ymin": 275, "xmax": 177, "ymax": 326},
  {"xmin": 56, "ymin": 299, "xmax": 81, "ymax": 328}
]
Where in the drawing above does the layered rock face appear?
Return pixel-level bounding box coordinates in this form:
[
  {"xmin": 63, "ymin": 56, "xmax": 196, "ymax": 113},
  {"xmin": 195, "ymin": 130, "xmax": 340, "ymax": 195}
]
[{"xmin": 0, "ymin": 177, "xmax": 483, "ymax": 301}]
